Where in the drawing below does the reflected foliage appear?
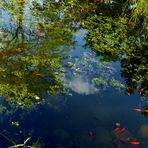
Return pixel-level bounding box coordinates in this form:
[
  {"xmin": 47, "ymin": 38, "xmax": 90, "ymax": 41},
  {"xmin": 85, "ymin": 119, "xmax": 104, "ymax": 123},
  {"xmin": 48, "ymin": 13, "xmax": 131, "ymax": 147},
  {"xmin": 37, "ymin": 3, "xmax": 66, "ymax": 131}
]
[
  {"xmin": 83, "ymin": 0, "xmax": 148, "ymax": 96},
  {"xmin": 66, "ymin": 52, "xmax": 125, "ymax": 94},
  {"xmin": 0, "ymin": 0, "xmax": 75, "ymax": 107},
  {"xmin": 0, "ymin": 0, "xmax": 148, "ymax": 147},
  {"xmin": 0, "ymin": 0, "xmax": 147, "ymax": 105},
  {"xmin": 121, "ymin": 40, "xmax": 148, "ymax": 96}
]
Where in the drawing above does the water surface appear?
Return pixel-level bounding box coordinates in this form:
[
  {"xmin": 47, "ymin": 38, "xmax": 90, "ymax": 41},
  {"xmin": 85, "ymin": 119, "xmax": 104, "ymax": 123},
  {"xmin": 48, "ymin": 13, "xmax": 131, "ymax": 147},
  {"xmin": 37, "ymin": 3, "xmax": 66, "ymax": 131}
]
[{"xmin": 0, "ymin": 1, "xmax": 147, "ymax": 148}]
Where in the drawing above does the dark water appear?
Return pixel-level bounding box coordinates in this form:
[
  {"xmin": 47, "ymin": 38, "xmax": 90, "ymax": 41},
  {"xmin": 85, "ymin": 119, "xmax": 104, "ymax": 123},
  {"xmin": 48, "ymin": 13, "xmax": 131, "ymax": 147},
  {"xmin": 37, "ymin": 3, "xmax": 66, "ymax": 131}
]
[
  {"xmin": 0, "ymin": 32, "xmax": 147, "ymax": 148},
  {"xmin": 0, "ymin": 1, "xmax": 148, "ymax": 148}
]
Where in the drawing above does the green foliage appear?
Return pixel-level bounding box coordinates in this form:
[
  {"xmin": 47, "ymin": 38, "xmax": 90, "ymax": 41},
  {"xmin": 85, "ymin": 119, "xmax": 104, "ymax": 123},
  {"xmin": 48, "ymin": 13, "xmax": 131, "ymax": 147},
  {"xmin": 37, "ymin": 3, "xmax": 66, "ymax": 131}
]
[
  {"xmin": 84, "ymin": 15, "xmax": 132, "ymax": 60},
  {"xmin": 0, "ymin": 1, "xmax": 147, "ymax": 147},
  {"xmin": 121, "ymin": 42, "xmax": 148, "ymax": 97},
  {"xmin": 0, "ymin": 0, "xmax": 147, "ymax": 106},
  {"xmin": 0, "ymin": 0, "xmax": 76, "ymax": 108},
  {"xmin": 67, "ymin": 52, "xmax": 125, "ymax": 93},
  {"xmin": 0, "ymin": 46, "xmax": 68, "ymax": 107},
  {"xmin": 83, "ymin": 0, "xmax": 147, "ymax": 59},
  {"xmin": 82, "ymin": 0, "xmax": 147, "ymax": 96},
  {"xmin": 130, "ymin": 0, "xmax": 148, "ymax": 22}
]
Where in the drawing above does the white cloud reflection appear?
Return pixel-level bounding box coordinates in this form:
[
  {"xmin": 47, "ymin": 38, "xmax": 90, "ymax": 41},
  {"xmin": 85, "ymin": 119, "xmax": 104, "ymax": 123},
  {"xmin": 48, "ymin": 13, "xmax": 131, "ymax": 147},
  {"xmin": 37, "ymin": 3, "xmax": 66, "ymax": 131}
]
[{"xmin": 65, "ymin": 77, "xmax": 98, "ymax": 95}]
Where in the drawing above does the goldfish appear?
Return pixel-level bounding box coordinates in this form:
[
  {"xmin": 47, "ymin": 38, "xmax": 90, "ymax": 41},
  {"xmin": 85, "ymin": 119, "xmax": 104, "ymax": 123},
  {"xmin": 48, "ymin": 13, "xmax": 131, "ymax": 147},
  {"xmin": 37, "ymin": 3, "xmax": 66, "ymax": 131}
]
[
  {"xmin": 139, "ymin": 88, "xmax": 145, "ymax": 95},
  {"xmin": 133, "ymin": 108, "xmax": 148, "ymax": 115},
  {"xmin": 88, "ymin": 131, "xmax": 93, "ymax": 137},
  {"xmin": 126, "ymin": 92, "xmax": 131, "ymax": 96},
  {"xmin": 119, "ymin": 128, "xmax": 126, "ymax": 134},
  {"xmin": 129, "ymin": 141, "xmax": 140, "ymax": 145},
  {"xmin": 113, "ymin": 127, "xmax": 120, "ymax": 132},
  {"xmin": 143, "ymin": 110, "xmax": 148, "ymax": 113},
  {"xmin": 133, "ymin": 108, "xmax": 142, "ymax": 112},
  {"xmin": 108, "ymin": 125, "xmax": 141, "ymax": 148},
  {"xmin": 86, "ymin": 130, "xmax": 96, "ymax": 143},
  {"xmin": 113, "ymin": 126, "xmax": 140, "ymax": 146},
  {"xmin": 35, "ymin": 72, "xmax": 41, "ymax": 77}
]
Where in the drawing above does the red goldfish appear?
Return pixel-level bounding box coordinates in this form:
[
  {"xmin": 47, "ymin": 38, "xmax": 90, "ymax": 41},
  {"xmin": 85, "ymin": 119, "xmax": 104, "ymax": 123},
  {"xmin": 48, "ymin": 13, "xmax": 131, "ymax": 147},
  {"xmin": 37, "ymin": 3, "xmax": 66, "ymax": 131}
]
[
  {"xmin": 133, "ymin": 108, "xmax": 142, "ymax": 112},
  {"xmin": 129, "ymin": 141, "xmax": 140, "ymax": 145}
]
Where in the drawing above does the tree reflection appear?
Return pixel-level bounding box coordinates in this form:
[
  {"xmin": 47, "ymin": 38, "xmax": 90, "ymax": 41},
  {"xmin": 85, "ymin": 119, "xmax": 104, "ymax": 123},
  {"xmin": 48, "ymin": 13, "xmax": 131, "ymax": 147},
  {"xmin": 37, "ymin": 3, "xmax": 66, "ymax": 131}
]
[
  {"xmin": 83, "ymin": 0, "xmax": 148, "ymax": 97},
  {"xmin": 0, "ymin": 0, "xmax": 147, "ymax": 147},
  {"xmin": 66, "ymin": 52, "xmax": 125, "ymax": 95},
  {"xmin": 0, "ymin": 0, "xmax": 74, "ymax": 107},
  {"xmin": 121, "ymin": 42, "xmax": 148, "ymax": 97},
  {"xmin": 0, "ymin": 0, "xmax": 147, "ymax": 108}
]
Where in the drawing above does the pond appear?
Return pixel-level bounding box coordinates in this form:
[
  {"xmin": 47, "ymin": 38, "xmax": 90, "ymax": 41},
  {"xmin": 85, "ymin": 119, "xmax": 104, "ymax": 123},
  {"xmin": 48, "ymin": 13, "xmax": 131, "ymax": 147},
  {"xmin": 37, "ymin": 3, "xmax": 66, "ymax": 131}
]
[{"xmin": 0, "ymin": 0, "xmax": 148, "ymax": 148}]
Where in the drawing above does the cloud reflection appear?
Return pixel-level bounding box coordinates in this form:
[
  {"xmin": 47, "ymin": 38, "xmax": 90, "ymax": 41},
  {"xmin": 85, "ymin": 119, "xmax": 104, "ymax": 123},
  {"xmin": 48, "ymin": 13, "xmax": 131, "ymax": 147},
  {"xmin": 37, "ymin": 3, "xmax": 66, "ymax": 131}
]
[{"xmin": 65, "ymin": 77, "xmax": 98, "ymax": 95}]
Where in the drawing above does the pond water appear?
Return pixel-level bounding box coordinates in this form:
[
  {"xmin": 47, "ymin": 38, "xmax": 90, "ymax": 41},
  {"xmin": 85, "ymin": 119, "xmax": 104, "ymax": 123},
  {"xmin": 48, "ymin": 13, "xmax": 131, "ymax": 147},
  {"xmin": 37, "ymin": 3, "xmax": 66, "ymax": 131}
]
[{"xmin": 0, "ymin": 1, "xmax": 148, "ymax": 148}]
